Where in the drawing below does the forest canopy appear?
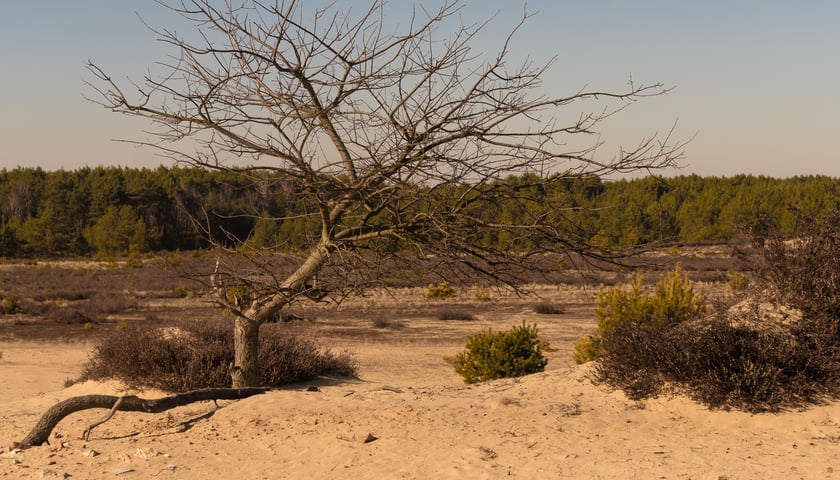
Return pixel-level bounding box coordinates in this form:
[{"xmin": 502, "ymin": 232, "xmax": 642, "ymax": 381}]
[{"xmin": 0, "ymin": 166, "xmax": 837, "ymax": 258}]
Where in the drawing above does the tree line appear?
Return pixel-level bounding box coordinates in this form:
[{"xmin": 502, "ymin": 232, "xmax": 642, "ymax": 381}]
[{"xmin": 0, "ymin": 166, "xmax": 837, "ymax": 258}]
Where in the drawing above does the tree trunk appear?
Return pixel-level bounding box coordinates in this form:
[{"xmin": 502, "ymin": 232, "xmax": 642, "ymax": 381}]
[{"xmin": 232, "ymin": 316, "xmax": 261, "ymax": 388}]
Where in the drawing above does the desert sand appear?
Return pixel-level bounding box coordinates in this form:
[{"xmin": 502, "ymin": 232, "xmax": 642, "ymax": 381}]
[{"xmin": 2, "ymin": 285, "xmax": 840, "ymax": 479}]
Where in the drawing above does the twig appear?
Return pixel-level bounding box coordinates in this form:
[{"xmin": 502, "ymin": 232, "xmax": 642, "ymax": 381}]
[{"xmin": 83, "ymin": 396, "xmax": 125, "ymax": 441}]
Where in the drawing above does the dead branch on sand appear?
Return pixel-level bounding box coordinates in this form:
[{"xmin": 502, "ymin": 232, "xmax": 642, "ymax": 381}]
[{"xmin": 15, "ymin": 387, "xmax": 267, "ymax": 449}]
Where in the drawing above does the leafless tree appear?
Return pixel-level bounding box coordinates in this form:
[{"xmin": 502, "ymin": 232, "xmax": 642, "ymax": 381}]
[{"xmin": 87, "ymin": 0, "xmax": 684, "ymax": 387}]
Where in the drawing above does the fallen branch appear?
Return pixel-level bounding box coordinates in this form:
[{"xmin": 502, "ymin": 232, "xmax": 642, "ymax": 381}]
[{"xmin": 15, "ymin": 387, "xmax": 268, "ymax": 449}]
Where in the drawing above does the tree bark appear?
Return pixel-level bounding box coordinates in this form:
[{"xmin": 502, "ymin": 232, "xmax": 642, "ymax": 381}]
[
  {"xmin": 15, "ymin": 387, "xmax": 267, "ymax": 449},
  {"xmin": 232, "ymin": 316, "xmax": 261, "ymax": 388}
]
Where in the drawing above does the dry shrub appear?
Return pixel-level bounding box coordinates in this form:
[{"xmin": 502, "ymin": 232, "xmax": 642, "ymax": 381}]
[
  {"xmin": 18, "ymin": 298, "xmax": 51, "ymax": 316},
  {"xmin": 595, "ymin": 209, "xmax": 840, "ymax": 412},
  {"xmin": 77, "ymin": 321, "xmax": 230, "ymax": 391},
  {"xmin": 595, "ymin": 311, "xmax": 840, "ymax": 412},
  {"xmin": 48, "ymin": 308, "xmax": 94, "ymax": 325},
  {"xmin": 533, "ymin": 302, "xmax": 564, "ymax": 315},
  {"xmin": 93, "ymin": 294, "xmax": 138, "ymax": 315},
  {"xmin": 437, "ymin": 309, "xmax": 475, "ymax": 321},
  {"xmin": 34, "ymin": 291, "xmax": 92, "ymax": 302},
  {"xmin": 77, "ymin": 319, "xmax": 357, "ymax": 392},
  {"xmin": 371, "ymin": 316, "xmax": 404, "ymax": 329},
  {"xmin": 45, "ymin": 294, "xmax": 137, "ymax": 324},
  {"xmin": 752, "ymin": 209, "xmax": 840, "ymax": 323},
  {"xmin": 260, "ymin": 323, "xmax": 357, "ymax": 381}
]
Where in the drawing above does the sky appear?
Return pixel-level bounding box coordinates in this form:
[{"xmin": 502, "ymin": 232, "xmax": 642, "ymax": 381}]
[{"xmin": 1, "ymin": 1, "xmax": 838, "ymax": 178}]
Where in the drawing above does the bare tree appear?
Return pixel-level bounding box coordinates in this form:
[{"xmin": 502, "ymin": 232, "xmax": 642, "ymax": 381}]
[{"xmin": 88, "ymin": 0, "xmax": 683, "ymax": 387}]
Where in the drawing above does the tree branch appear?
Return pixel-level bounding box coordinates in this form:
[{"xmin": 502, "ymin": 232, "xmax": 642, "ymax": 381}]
[{"xmin": 15, "ymin": 387, "xmax": 268, "ymax": 449}]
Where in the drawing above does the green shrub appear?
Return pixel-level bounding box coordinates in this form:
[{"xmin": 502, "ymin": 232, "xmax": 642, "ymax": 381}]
[
  {"xmin": 473, "ymin": 287, "xmax": 492, "ymax": 302},
  {"xmin": 125, "ymin": 254, "xmax": 144, "ymax": 269},
  {"xmin": 727, "ymin": 270, "xmax": 750, "ymax": 291},
  {"xmin": 574, "ymin": 266, "xmax": 705, "ymax": 364},
  {"xmin": 1, "ymin": 297, "xmax": 22, "ymax": 315},
  {"xmin": 224, "ymin": 285, "xmax": 254, "ymax": 307},
  {"xmin": 425, "ymin": 281, "xmax": 457, "ymax": 300},
  {"xmin": 572, "ymin": 334, "xmax": 600, "ymax": 365},
  {"xmin": 76, "ymin": 319, "xmax": 357, "ymax": 392},
  {"xmin": 448, "ymin": 322, "xmax": 552, "ymax": 384}
]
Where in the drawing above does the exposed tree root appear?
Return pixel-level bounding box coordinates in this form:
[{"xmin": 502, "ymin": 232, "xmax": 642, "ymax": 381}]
[{"xmin": 15, "ymin": 387, "xmax": 268, "ymax": 449}]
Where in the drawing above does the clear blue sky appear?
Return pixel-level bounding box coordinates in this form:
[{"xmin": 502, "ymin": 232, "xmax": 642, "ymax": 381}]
[{"xmin": 1, "ymin": 1, "xmax": 838, "ymax": 177}]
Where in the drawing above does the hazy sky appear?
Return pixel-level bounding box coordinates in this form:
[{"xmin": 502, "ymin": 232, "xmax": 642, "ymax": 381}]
[{"xmin": 1, "ymin": 1, "xmax": 838, "ymax": 177}]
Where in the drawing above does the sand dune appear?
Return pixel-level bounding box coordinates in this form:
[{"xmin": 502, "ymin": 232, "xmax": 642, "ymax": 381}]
[{"xmin": 3, "ymin": 338, "xmax": 840, "ymax": 480}]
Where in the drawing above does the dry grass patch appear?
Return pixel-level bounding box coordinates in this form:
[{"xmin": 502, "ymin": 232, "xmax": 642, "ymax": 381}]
[
  {"xmin": 75, "ymin": 319, "xmax": 357, "ymax": 392},
  {"xmin": 533, "ymin": 302, "xmax": 564, "ymax": 315},
  {"xmin": 371, "ymin": 316, "xmax": 405, "ymax": 329},
  {"xmin": 437, "ymin": 309, "xmax": 475, "ymax": 321}
]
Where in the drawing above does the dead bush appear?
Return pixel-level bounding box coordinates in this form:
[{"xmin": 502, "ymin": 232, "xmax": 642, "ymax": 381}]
[
  {"xmin": 751, "ymin": 209, "xmax": 840, "ymax": 323},
  {"xmin": 533, "ymin": 302, "xmax": 564, "ymax": 315},
  {"xmin": 93, "ymin": 294, "xmax": 139, "ymax": 315},
  {"xmin": 371, "ymin": 316, "xmax": 404, "ymax": 329},
  {"xmin": 260, "ymin": 323, "xmax": 358, "ymax": 381},
  {"xmin": 594, "ymin": 311, "xmax": 840, "ymax": 412},
  {"xmin": 44, "ymin": 293, "xmax": 137, "ymax": 324},
  {"xmin": 77, "ymin": 319, "xmax": 357, "ymax": 392},
  {"xmin": 18, "ymin": 299, "xmax": 51, "ymax": 316},
  {"xmin": 595, "ymin": 209, "xmax": 840, "ymax": 412},
  {"xmin": 437, "ymin": 309, "xmax": 475, "ymax": 321},
  {"xmin": 48, "ymin": 308, "xmax": 95, "ymax": 325}
]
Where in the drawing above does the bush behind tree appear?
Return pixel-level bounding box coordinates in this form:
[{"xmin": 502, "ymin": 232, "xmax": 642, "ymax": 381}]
[{"xmin": 76, "ymin": 319, "xmax": 357, "ymax": 392}]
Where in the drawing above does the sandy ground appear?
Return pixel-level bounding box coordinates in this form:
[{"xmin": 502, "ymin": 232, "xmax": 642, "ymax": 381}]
[{"xmin": 3, "ymin": 286, "xmax": 840, "ymax": 479}]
